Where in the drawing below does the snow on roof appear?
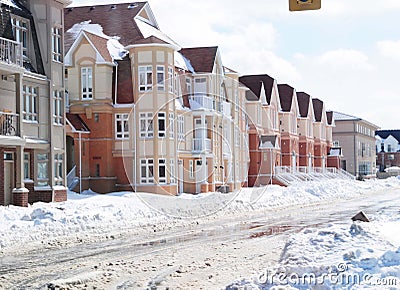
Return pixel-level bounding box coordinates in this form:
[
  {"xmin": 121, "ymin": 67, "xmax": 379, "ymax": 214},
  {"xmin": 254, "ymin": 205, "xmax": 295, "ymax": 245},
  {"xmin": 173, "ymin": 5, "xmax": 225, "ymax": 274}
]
[
  {"xmin": 107, "ymin": 38, "xmax": 126, "ymax": 60},
  {"xmin": 0, "ymin": 0, "xmax": 18, "ymax": 8},
  {"xmin": 135, "ymin": 18, "xmax": 180, "ymax": 49},
  {"xmin": 189, "ymin": 99, "xmax": 204, "ymax": 111},
  {"xmin": 67, "ymin": 21, "xmax": 126, "ymax": 62},
  {"xmin": 333, "ymin": 111, "xmax": 360, "ymax": 121},
  {"xmin": 175, "ymin": 98, "xmax": 190, "ymax": 111},
  {"xmin": 174, "ymin": 51, "xmax": 195, "ymax": 73},
  {"xmin": 67, "ymin": 20, "xmax": 108, "ymax": 39},
  {"xmin": 329, "ymin": 148, "xmax": 342, "ymax": 157}
]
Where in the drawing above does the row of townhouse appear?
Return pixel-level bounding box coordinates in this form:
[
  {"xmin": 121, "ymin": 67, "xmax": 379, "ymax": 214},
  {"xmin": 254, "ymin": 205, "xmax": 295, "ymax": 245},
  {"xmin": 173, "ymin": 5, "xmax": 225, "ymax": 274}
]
[
  {"xmin": 239, "ymin": 75, "xmax": 339, "ymax": 187},
  {"xmin": 0, "ymin": 0, "xmax": 70, "ymax": 206},
  {"xmin": 0, "ymin": 1, "xmax": 345, "ymax": 206},
  {"xmin": 63, "ymin": 2, "xmax": 340, "ymax": 195}
]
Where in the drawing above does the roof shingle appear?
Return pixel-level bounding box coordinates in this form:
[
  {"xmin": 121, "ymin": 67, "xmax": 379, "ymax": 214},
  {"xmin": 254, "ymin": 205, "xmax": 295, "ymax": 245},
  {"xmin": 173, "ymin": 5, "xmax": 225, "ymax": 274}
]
[
  {"xmin": 179, "ymin": 47, "xmax": 218, "ymax": 73},
  {"xmin": 239, "ymin": 74, "xmax": 275, "ymax": 104},
  {"xmin": 278, "ymin": 84, "xmax": 295, "ymax": 112},
  {"xmin": 64, "ymin": 2, "xmax": 147, "ymax": 50}
]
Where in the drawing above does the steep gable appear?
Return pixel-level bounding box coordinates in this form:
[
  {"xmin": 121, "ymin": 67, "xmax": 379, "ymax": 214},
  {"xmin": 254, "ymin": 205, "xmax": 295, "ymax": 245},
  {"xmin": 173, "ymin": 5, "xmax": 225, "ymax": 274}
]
[
  {"xmin": 326, "ymin": 111, "xmax": 334, "ymax": 125},
  {"xmin": 312, "ymin": 98, "xmax": 325, "ymax": 122},
  {"xmin": 376, "ymin": 130, "xmax": 400, "ymax": 143},
  {"xmin": 296, "ymin": 92, "xmax": 311, "ymax": 118},
  {"xmin": 278, "ymin": 84, "xmax": 295, "ymax": 112},
  {"xmin": 179, "ymin": 46, "xmax": 218, "ymax": 73},
  {"xmin": 239, "ymin": 74, "xmax": 275, "ymax": 104}
]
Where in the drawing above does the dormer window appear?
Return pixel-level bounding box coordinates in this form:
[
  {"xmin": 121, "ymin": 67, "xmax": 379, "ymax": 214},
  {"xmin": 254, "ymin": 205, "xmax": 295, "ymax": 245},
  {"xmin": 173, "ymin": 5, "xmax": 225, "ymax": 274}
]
[{"xmin": 11, "ymin": 16, "xmax": 28, "ymax": 57}]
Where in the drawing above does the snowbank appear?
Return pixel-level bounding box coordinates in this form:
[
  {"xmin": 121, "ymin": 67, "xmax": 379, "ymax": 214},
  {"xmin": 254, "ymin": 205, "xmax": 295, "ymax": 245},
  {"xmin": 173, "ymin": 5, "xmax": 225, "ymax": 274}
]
[
  {"xmin": 227, "ymin": 178, "xmax": 400, "ymax": 289},
  {"xmin": 1, "ymin": 178, "xmax": 400, "ymax": 255}
]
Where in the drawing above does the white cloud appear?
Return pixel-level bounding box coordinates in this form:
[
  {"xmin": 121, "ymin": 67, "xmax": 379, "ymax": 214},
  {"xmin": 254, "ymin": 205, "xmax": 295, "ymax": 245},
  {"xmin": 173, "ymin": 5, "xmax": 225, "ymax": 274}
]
[
  {"xmin": 377, "ymin": 40, "xmax": 400, "ymax": 61},
  {"xmin": 317, "ymin": 49, "xmax": 373, "ymax": 71}
]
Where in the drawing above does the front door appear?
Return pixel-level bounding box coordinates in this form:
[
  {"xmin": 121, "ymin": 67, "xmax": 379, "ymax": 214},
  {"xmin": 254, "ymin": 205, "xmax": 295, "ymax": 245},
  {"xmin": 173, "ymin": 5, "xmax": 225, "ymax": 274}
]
[
  {"xmin": 195, "ymin": 159, "xmax": 206, "ymax": 193},
  {"xmin": 4, "ymin": 161, "xmax": 14, "ymax": 205}
]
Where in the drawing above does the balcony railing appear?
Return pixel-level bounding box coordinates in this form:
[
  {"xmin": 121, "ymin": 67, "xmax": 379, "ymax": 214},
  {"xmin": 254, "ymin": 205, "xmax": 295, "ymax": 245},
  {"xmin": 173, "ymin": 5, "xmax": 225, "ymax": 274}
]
[
  {"xmin": 193, "ymin": 138, "xmax": 211, "ymax": 152},
  {"xmin": 0, "ymin": 112, "xmax": 19, "ymax": 136},
  {"xmin": 190, "ymin": 95, "xmax": 214, "ymax": 110},
  {"xmin": 0, "ymin": 37, "xmax": 23, "ymax": 67}
]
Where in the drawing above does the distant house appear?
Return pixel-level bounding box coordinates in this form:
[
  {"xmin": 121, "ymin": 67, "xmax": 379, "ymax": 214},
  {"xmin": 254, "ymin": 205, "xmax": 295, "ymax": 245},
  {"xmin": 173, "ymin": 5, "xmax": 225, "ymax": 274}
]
[
  {"xmin": 332, "ymin": 112, "xmax": 379, "ymax": 176},
  {"xmin": 0, "ymin": 0, "xmax": 70, "ymax": 206},
  {"xmin": 375, "ymin": 130, "xmax": 400, "ymax": 172}
]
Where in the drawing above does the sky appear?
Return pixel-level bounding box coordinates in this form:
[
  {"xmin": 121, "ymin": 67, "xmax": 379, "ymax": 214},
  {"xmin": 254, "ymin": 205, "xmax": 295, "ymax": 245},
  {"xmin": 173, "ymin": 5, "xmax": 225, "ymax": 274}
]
[{"xmin": 69, "ymin": 0, "xmax": 400, "ymax": 129}]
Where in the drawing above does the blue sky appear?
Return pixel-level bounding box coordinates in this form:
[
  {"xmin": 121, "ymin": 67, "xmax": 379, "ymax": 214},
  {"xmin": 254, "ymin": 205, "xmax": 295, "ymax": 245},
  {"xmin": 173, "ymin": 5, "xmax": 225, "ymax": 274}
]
[{"xmin": 70, "ymin": 0, "xmax": 400, "ymax": 129}]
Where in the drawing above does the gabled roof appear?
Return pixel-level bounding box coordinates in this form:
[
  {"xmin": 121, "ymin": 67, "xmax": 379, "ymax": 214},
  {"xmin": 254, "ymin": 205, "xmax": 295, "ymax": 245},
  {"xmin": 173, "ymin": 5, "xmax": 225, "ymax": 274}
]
[
  {"xmin": 312, "ymin": 98, "xmax": 325, "ymax": 122},
  {"xmin": 65, "ymin": 3, "xmax": 147, "ymax": 50},
  {"xmin": 278, "ymin": 84, "xmax": 295, "ymax": 112},
  {"xmin": 376, "ymin": 130, "xmax": 400, "ymax": 143},
  {"xmin": 84, "ymin": 31, "xmax": 113, "ymax": 62},
  {"xmin": 179, "ymin": 46, "xmax": 218, "ymax": 73},
  {"xmin": 333, "ymin": 111, "xmax": 380, "ymax": 129},
  {"xmin": 296, "ymin": 92, "xmax": 311, "ymax": 118},
  {"xmin": 133, "ymin": 35, "xmax": 170, "ymax": 45},
  {"xmin": 326, "ymin": 111, "xmax": 334, "ymax": 125},
  {"xmin": 239, "ymin": 74, "xmax": 275, "ymax": 104},
  {"xmin": 66, "ymin": 113, "xmax": 90, "ymax": 132},
  {"xmin": 333, "ymin": 111, "xmax": 360, "ymax": 121}
]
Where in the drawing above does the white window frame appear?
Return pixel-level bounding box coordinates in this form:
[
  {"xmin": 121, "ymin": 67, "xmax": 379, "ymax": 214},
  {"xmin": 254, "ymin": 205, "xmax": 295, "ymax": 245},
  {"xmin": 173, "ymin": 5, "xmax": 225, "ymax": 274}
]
[
  {"xmin": 52, "ymin": 26, "xmax": 62, "ymax": 62},
  {"xmin": 140, "ymin": 159, "xmax": 154, "ymax": 184},
  {"xmin": 174, "ymin": 72, "xmax": 180, "ymax": 95},
  {"xmin": 11, "ymin": 16, "xmax": 28, "ymax": 57},
  {"xmin": 158, "ymin": 112, "xmax": 166, "ymax": 138},
  {"xmin": 23, "ymin": 85, "xmax": 38, "ymax": 122},
  {"xmin": 53, "ymin": 90, "xmax": 63, "ymax": 125},
  {"xmin": 24, "ymin": 152, "xmax": 30, "ymax": 180},
  {"xmin": 37, "ymin": 153, "xmax": 49, "ymax": 186},
  {"xmin": 139, "ymin": 112, "xmax": 154, "ymax": 138},
  {"xmin": 170, "ymin": 159, "xmax": 176, "ymax": 184},
  {"xmin": 157, "ymin": 65, "xmax": 165, "ymax": 91},
  {"xmin": 189, "ymin": 160, "xmax": 194, "ymax": 179},
  {"xmin": 177, "ymin": 115, "xmax": 184, "ymax": 141},
  {"xmin": 81, "ymin": 67, "xmax": 93, "ymax": 100},
  {"xmin": 186, "ymin": 78, "xmax": 192, "ymax": 96},
  {"xmin": 115, "ymin": 113, "xmax": 129, "ymax": 139},
  {"xmin": 168, "ymin": 67, "xmax": 174, "ymax": 93},
  {"xmin": 139, "ymin": 65, "xmax": 153, "ymax": 92},
  {"xmin": 169, "ymin": 112, "xmax": 174, "ymax": 139},
  {"xmin": 54, "ymin": 153, "xmax": 63, "ymax": 185},
  {"xmin": 158, "ymin": 158, "xmax": 166, "ymax": 184}
]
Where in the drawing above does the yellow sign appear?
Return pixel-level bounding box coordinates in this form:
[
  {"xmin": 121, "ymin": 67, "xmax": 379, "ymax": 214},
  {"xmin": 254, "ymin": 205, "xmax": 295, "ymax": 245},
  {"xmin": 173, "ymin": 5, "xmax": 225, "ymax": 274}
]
[{"xmin": 289, "ymin": 0, "xmax": 321, "ymax": 11}]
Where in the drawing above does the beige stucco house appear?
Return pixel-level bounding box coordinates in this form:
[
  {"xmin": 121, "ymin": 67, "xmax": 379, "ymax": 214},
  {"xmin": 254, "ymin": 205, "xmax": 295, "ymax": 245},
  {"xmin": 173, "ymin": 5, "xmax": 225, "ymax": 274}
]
[
  {"xmin": 0, "ymin": 0, "xmax": 70, "ymax": 206},
  {"xmin": 64, "ymin": 2, "xmax": 248, "ymax": 195},
  {"xmin": 332, "ymin": 111, "xmax": 379, "ymax": 177}
]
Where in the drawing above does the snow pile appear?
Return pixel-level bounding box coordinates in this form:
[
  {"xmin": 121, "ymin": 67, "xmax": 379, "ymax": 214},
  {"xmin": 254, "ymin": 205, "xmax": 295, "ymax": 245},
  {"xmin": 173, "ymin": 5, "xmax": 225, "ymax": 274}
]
[
  {"xmin": 227, "ymin": 180, "xmax": 400, "ymax": 289},
  {"xmin": 1, "ymin": 178, "xmax": 400, "ymax": 255}
]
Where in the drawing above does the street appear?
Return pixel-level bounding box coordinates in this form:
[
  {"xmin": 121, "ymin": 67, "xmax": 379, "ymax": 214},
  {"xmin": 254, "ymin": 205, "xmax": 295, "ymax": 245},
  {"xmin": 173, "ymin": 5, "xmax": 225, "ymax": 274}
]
[{"xmin": 0, "ymin": 186, "xmax": 399, "ymax": 289}]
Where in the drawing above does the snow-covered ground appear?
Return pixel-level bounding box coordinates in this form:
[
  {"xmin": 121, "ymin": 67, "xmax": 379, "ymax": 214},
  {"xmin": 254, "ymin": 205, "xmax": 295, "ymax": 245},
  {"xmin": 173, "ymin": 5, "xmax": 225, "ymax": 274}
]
[
  {"xmin": 1, "ymin": 177, "xmax": 400, "ymax": 257},
  {"xmin": 227, "ymin": 178, "xmax": 400, "ymax": 289}
]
